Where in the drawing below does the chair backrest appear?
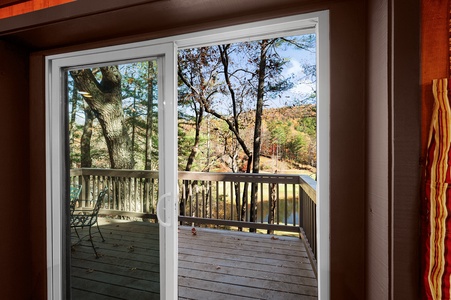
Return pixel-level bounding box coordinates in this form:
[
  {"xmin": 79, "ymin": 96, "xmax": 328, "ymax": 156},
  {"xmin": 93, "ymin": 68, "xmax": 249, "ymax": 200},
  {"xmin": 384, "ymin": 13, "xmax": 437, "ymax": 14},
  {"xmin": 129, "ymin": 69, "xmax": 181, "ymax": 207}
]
[
  {"xmin": 69, "ymin": 185, "xmax": 82, "ymax": 212},
  {"xmin": 70, "ymin": 185, "xmax": 82, "ymax": 201},
  {"xmin": 91, "ymin": 188, "xmax": 108, "ymax": 224}
]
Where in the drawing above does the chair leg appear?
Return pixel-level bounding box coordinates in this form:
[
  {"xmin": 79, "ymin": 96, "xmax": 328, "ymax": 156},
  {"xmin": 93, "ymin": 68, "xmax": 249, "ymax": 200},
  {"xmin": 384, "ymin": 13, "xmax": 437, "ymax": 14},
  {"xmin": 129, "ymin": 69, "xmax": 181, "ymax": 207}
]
[
  {"xmin": 96, "ymin": 222, "xmax": 105, "ymax": 242},
  {"xmin": 74, "ymin": 226, "xmax": 81, "ymax": 240},
  {"xmin": 88, "ymin": 226, "xmax": 100, "ymax": 259}
]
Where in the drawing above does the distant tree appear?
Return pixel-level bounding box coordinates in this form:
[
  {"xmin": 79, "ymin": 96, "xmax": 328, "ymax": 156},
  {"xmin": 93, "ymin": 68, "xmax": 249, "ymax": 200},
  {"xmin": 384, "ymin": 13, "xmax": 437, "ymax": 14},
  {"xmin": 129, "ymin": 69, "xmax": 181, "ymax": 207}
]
[
  {"xmin": 298, "ymin": 116, "xmax": 317, "ymax": 136},
  {"xmin": 178, "ymin": 47, "xmax": 217, "ymax": 172},
  {"xmin": 121, "ymin": 62, "xmax": 158, "ymax": 170},
  {"xmin": 144, "ymin": 61, "xmax": 158, "ymax": 171}
]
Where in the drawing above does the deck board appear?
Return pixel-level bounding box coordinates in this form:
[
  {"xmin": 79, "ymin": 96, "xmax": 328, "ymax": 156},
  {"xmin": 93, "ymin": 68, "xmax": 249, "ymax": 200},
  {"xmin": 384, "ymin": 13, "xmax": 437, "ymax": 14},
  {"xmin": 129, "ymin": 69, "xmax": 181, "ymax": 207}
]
[{"xmin": 71, "ymin": 218, "xmax": 317, "ymax": 299}]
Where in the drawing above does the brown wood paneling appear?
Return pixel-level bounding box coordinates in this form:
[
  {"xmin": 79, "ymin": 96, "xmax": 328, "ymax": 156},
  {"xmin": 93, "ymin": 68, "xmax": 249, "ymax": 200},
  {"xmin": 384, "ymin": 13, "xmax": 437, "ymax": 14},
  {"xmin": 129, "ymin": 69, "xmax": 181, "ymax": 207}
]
[
  {"xmin": 391, "ymin": 0, "xmax": 420, "ymax": 298},
  {"xmin": 29, "ymin": 52, "xmax": 48, "ymax": 299},
  {"xmin": 0, "ymin": 40, "xmax": 31, "ymax": 299},
  {"xmin": 327, "ymin": 2, "xmax": 366, "ymax": 299}
]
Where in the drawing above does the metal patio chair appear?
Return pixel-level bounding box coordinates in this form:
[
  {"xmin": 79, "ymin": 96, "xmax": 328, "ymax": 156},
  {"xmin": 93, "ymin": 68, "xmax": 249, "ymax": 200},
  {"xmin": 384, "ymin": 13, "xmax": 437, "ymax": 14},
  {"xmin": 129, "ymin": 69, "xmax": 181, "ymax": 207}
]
[
  {"xmin": 71, "ymin": 187, "xmax": 108, "ymax": 258},
  {"xmin": 69, "ymin": 184, "xmax": 82, "ymax": 212}
]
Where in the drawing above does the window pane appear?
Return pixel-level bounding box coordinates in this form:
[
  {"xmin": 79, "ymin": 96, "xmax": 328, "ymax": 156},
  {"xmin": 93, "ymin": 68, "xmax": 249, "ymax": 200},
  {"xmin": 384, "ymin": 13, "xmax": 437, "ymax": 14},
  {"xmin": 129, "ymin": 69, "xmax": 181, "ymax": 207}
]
[{"xmin": 67, "ymin": 60, "xmax": 161, "ymax": 299}]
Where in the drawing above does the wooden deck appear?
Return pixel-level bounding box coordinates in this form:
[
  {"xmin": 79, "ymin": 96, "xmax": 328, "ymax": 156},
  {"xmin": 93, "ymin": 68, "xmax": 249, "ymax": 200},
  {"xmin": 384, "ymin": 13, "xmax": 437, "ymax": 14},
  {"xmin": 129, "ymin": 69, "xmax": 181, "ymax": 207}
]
[{"xmin": 70, "ymin": 218, "xmax": 317, "ymax": 299}]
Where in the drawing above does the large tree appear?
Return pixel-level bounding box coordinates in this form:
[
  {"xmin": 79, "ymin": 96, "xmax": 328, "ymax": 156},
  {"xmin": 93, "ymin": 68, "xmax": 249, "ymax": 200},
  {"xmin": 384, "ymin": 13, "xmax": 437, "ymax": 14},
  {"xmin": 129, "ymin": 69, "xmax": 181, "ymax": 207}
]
[
  {"xmin": 178, "ymin": 47, "xmax": 220, "ymax": 217},
  {"xmin": 70, "ymin": 66, "xmax": 134, "ymax": 169},
  {"xmin": 217, "ymin": 39, "xmax": 295, "ymax": 227}
]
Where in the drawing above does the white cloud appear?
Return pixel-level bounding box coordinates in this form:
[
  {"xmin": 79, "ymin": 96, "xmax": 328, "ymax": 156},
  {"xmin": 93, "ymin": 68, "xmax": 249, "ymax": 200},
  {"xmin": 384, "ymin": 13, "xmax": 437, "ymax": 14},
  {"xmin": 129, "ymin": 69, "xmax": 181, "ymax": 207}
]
[
  {"xmin": 283, "ymin": 59, "xmax": 303, "ymax": 78},
  {"xmin": 292, "ymin": 82, "xmax": 316, "ymax": 95}
]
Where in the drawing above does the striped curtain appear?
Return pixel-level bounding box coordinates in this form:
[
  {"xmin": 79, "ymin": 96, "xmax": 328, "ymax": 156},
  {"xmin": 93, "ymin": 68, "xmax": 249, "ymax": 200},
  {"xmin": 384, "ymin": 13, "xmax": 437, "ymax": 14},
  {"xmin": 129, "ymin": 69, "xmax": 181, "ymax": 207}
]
[{"xmin": 424, "ymin": 78, "xmax": 451, "ymax": 299}]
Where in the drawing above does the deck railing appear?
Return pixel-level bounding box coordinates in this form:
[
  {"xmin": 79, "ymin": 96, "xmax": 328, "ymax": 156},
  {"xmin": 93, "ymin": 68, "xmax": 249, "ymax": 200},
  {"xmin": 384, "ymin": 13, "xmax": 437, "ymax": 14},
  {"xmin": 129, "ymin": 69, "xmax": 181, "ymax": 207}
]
[{"xmin": 69, "ymin": 168, "xmax": 317, "ymax": 259}]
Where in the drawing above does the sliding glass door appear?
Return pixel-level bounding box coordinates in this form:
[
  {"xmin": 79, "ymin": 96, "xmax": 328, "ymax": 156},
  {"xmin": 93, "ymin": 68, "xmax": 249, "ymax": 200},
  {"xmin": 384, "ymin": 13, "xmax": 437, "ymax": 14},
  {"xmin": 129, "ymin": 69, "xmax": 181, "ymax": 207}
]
[
  {"xmin": 46, "ymin": 43, "xmax": 178, "ymax": 299},
  {"xmin": 46, "ymin": 11, "xmax": 329, "ymax": 300}
]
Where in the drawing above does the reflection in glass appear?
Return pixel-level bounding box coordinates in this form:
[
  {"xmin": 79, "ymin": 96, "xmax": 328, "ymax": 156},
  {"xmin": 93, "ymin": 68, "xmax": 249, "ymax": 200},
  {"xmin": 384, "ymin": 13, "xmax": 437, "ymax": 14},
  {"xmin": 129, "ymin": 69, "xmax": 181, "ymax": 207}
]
[{"xmin": 66, "ymin": 61, "xmax": 161, "ymax": 299}]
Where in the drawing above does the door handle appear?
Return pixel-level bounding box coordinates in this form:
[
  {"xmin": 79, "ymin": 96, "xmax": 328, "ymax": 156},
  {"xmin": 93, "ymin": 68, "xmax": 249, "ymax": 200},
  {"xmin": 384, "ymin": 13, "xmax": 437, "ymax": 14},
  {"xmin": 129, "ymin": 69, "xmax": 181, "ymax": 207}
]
[{"xmin": 156, "ymin": 192, "xmax": 171, "ymax": 227}]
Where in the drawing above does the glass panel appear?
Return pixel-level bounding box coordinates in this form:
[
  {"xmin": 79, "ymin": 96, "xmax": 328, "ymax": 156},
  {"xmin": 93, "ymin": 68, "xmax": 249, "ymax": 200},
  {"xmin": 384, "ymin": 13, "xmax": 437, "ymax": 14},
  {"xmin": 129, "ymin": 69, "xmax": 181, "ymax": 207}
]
[
  {"xmin": 176, "ymin": 33, "xmax": 318, "ymax": 298},
  {"xmin": 66, "ymin": 60, "xmax": 161, "ymax": 299},
  {"xmin": 177, "ymin": 34, "xmax": 317, "ymax": 226}
]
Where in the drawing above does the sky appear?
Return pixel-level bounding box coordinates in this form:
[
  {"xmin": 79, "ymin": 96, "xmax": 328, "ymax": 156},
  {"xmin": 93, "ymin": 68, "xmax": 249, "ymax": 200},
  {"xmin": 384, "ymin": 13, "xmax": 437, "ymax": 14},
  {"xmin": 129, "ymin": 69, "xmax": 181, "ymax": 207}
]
[
  {"xmin": 277, "ymin": 37, "xmax": 317, "ymax": 107},
  {"xmin": 189, "ymin": 33, "xmax": 317, "ymax": 114}
]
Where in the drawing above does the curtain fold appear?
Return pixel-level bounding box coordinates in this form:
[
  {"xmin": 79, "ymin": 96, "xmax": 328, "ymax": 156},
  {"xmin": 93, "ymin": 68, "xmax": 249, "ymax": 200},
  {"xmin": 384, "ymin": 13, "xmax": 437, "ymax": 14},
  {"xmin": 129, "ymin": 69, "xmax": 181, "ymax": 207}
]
[{"xmin": 424, "ymin": 78, "xmax": 451, "ymax": 299}]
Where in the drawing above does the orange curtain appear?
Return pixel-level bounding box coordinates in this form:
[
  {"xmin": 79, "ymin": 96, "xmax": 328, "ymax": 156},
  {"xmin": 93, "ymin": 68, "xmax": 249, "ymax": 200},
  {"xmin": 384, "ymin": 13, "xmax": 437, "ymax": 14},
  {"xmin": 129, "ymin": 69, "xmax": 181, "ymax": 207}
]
[
  {"xmin": 423, "ymin": 78, "xmax": 451, "ymax": 299},
  {"xmin": 0, "ymin": 0, "xmax": 74, "ymax": 19}
]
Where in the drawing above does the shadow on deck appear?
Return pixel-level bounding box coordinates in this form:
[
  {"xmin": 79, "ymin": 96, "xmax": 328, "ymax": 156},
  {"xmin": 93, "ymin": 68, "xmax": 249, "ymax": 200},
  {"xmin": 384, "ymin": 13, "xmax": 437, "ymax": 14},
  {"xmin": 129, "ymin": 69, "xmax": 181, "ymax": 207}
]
[{"xmin": 70, "ymin": 218, "xmax": 317, "ymax": 299}]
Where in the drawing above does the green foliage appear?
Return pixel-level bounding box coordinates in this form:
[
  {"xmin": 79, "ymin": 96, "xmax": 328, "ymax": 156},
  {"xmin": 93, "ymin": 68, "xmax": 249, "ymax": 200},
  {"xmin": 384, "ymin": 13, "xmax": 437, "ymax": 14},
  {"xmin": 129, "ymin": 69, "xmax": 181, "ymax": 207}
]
[
  {"xmin": 267, "ymin": 121, "xmax": 290, "ymax": 145},
  {"xmin": 263, "ymin": 105, "xmax": 316, "ymax": 167},
  {"xmin": 177, "ymin": 125, "xmax": 195, "ymax": 169},
  {"xmin": 297, "ymin": 116, "xmax": 317, "ymax": 136}
]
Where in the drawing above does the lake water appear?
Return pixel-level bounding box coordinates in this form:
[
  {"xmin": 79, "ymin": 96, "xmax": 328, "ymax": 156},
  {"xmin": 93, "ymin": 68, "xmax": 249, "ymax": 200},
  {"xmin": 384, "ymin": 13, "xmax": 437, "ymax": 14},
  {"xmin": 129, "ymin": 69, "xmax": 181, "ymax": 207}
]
[{"xmin": 255, "ymin": 198, "xmax": 300, "ymax": 225}]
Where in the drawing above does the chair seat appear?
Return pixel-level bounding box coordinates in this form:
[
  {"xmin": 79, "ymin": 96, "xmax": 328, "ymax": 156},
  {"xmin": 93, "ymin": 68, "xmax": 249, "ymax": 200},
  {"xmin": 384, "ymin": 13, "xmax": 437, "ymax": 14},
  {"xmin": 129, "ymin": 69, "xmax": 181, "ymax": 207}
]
[
  {"xmin": 71, "ymin": 211, "xmax": 97, "ymax": 227},
  {"xmin": 70, "ymin": 188, "xmax": 108, "ymax": 258}
]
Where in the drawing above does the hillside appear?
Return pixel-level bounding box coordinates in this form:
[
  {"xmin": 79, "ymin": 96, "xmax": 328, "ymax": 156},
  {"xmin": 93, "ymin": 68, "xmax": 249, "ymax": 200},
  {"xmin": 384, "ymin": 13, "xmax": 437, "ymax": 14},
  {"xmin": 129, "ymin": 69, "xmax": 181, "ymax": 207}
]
[{"xmin": 178, "ymin": 104, "xmax": 317, "ymax": 175}]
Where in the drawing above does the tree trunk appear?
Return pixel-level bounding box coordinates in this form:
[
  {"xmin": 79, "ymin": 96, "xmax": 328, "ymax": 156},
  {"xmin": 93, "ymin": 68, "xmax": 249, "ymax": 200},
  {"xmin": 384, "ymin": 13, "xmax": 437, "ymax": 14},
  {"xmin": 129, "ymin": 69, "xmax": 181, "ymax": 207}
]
[
  {"xmin": 143, "ymin": 61, "xmax": 156, "ymax": 218},
  {"xmin": 80, "ymin": 101, "xmax": 94, "ymax": 168},
  {"xmin": 240, "ymin": 155, "xmax": 252, "ymax": 225},
  {"xmin": 181, "ymin": 103, "xmax": 204, "ymax": 218},
  {"xmin": 217, "ymin": 45, "xmax": 256, "ymax": 226},
  {"xmin": 145, "ymin": 62, "xmax": 156, "ymax": 171},
  {"xmin": 185, "ymin": 103, "xmax": 204, "ymax": 171},
  {"xmin": 70, "ymin": 66, "xmax": 134, "ymax": 169},
  {"xmin": 131, "ymin": 92, "xmax": 136, "ymax": 165},
  {"xmin": 267, "ymin": 171, "xmax": 278, "ymax": 234},
  {"xmin": 69, "ymin": 87, "xmax": 78, "ymax": 168},
  {"xmin": 249, "ymin": 40, "xmax": 269, "ymax": 232}
]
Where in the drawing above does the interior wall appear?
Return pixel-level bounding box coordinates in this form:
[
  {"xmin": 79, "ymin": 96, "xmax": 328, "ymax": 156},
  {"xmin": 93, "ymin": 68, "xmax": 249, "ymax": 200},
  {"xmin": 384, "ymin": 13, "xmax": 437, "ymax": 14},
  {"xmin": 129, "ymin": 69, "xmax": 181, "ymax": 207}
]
[{"xmin": 0, "ymin": 40, "xmax": 31, "ymax": 298}]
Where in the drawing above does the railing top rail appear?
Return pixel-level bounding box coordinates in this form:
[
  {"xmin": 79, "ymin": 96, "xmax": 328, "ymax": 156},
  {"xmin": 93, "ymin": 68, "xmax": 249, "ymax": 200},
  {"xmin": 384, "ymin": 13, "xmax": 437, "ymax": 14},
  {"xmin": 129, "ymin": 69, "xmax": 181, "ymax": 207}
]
[
  {"xmin": 70, "ymin": 169, "xmax": 318, "ymax": 191},
  {"xmin": 178, "ymin": 171, "xmax": 302, "ymax": 184},
  {"xmin": 70, "ymin": 168, "xmax": 159, "ymax": 178},
  {"xmin": 300, "ymin": 174, "xmax": 317, "ymax": 204}
]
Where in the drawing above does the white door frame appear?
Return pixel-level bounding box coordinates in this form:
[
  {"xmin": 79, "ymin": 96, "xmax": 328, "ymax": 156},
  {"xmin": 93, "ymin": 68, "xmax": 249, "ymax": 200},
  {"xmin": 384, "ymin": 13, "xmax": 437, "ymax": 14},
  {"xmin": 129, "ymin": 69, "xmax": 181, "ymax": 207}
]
[
  {"xmin": 46, "ymin": 42, "xmax": 179, "ymax": 299},
  {"xmin": 45, "ymin": 10, "xmax": 329, "ymax": 299}
]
